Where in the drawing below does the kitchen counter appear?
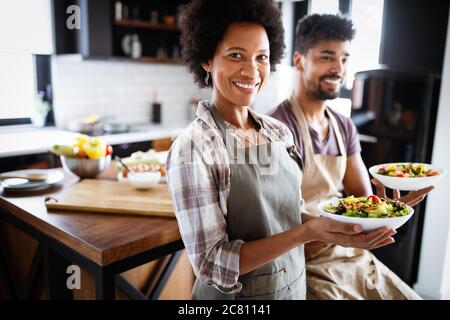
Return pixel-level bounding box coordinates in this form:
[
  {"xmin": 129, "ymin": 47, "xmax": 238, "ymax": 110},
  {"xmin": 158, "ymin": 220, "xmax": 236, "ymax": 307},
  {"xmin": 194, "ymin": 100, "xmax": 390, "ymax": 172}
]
[{"xmin": 0, "ymin": 124, "xmax": 187, "ymax": 158}]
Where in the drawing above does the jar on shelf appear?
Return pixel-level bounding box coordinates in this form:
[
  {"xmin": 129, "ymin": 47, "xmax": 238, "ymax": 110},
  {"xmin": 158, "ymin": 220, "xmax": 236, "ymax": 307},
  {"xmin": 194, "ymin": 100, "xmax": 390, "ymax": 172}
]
[
  {"xmin": 149, "ymin": 10, "xmax": 159, "ymax": 24},
  {"xmin": 131, "ymin": 34, "xmax": 142, "ymax": 59}
]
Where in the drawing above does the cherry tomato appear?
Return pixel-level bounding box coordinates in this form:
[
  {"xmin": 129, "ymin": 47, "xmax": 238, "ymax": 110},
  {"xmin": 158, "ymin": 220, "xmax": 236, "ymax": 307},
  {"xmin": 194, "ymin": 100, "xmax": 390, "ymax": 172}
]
[
  {"xmin": 106, "ymin": 144, "xmax": 113, "ymax": 156},
  {"xmin": 76, "ymin": 149, "xmax": 86, "ymax": 159},
  {"xmin": 368, "ymin": 195, "xmax": 381, "ymax": 203},
  {"xmin": 396, "ymin": 172, "xmax": 405, "ymax": 177}
]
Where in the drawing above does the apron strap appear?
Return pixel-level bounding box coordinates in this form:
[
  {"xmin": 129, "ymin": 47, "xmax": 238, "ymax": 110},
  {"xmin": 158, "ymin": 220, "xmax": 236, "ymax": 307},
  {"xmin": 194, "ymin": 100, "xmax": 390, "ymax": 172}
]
[
  {"xmin": 289, "ymin": 93, "xmax": 315, "ymax": 157},
  {"xmin": 208, "ymin": 104, "xmax": 238, "ymax": 160},
  {"xmin": 325, "ymin": 108, "xmax": 347, "ymax": 157},
  {"xmin": 289, "ymin": 93, "xmax": 347, "ymax": 158}
]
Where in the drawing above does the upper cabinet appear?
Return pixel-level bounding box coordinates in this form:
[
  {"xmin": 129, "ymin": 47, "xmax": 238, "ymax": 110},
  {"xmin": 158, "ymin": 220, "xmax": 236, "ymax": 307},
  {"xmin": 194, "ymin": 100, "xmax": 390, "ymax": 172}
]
[
  {"xmin": 52, "ymin": 0, "xmax": 187, "ymax": 64},
  {"xmin": 0, "ymin": 0, "xmax": 53, "ymax": 55},
  {"xmin": 380, "ymin": 0, "xmax": 450, "ymax": 72}
]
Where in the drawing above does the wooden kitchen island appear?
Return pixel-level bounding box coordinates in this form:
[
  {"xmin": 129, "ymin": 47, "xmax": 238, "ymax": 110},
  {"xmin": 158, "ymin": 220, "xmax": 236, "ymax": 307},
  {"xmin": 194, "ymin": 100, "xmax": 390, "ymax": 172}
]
[{"xmin": 0, "ymin": 168, "xmax": 188, "ymax": 300}]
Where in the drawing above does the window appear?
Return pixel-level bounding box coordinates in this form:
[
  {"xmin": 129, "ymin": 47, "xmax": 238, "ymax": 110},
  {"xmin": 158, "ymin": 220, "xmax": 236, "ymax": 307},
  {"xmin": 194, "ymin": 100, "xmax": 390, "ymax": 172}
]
[
  {"xmin": 346, "ymin": 0, "xmax": 384, "ymax": 88},
  {"xmin": 0, "ymin": 0, "xmax": 53, "ymax": 125},
  {"xmin": 309, "ymin": 0, "xmax": 340, "ymax": 15},
  {"xmin": 0, "ymin": 53, "xmax": 36, "ymax": 122}
]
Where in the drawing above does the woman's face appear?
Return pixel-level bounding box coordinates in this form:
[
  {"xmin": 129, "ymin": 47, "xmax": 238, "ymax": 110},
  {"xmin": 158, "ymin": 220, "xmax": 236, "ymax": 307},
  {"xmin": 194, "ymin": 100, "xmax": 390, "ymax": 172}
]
[{"xmin": 205, "ymin": 22, "xmax": 270, "ymax": 109}]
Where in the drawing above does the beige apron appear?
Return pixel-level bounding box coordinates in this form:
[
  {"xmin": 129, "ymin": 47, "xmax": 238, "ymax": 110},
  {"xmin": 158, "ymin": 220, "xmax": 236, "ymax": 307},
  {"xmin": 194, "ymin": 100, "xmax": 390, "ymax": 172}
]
[{"xmin": 289, "ymin": 93, "xmax": 421, "ymax": 300}]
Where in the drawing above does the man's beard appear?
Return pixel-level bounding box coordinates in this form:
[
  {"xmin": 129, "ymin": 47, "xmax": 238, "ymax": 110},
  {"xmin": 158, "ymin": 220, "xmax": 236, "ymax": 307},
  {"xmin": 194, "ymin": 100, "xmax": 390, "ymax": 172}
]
[{"xmin": 312, "ymin": 75, "xmax": 342, "ymax": 100}]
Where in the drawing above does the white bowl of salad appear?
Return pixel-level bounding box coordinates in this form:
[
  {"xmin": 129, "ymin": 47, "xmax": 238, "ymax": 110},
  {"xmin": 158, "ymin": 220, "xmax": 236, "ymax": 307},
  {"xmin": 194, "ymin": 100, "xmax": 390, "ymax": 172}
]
[
  {"xmin": 318, "ymin": 195, "xmax": 414, "ymax": 232},
  {"xmin": 369, "ymin": 163, "xmax": 445, "ymax": 191}
]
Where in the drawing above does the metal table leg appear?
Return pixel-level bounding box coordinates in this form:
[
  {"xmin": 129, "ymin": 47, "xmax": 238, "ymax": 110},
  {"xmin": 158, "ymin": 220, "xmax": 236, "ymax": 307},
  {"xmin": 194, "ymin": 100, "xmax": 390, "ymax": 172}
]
[
  {"xmin": 45, "ymin": 247, "xmax": 73, "ymax": 300},
  {"xmin": 94, "ymin": 267, "xmax": 116, "ymax": 300}
]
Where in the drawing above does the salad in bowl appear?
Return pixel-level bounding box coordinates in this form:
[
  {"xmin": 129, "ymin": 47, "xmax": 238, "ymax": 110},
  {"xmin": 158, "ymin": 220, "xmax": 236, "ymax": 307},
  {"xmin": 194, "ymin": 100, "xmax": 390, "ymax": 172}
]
[
  {"xmin": 318, "ymin": 195, "xmax": 414, "ymax": 231},
  {"xmin": 369, "ymin": 163, "xmax": 445, "ymax": 191}
]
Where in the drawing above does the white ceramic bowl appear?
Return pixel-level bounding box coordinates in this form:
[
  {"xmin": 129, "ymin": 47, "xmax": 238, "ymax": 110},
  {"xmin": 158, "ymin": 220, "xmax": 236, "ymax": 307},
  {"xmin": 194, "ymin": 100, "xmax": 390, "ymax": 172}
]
[
  {"xmin": 317, "ymin": 198, "xmax": 414, "ymax": 232},
  {"xmin": 126, "ymin": 171, "xmax": 161, "ymax": 190},
  {"xmin": 369, "ymin": 163, "xmax": 446, "ymax": 191}
]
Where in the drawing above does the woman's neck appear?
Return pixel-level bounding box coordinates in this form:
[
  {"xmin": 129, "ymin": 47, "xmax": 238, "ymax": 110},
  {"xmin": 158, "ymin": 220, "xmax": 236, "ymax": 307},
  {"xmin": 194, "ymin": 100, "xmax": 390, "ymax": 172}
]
[{"xmin": 212, "ymin": 96, "xmax": 253, "ymax": 130}]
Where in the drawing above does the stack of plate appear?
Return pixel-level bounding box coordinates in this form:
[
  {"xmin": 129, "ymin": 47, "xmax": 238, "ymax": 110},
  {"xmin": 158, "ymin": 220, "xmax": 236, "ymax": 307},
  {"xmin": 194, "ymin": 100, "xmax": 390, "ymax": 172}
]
[{"xmin": 0, "ymin": 170, "xmax": 64, "ymax": 192}]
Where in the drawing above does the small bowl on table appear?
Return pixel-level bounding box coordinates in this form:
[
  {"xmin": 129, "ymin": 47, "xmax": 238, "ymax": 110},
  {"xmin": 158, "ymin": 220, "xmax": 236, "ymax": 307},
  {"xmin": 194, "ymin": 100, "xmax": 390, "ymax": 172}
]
[{"xmin": 126, "ymin": 171, "xmax": 161, "ymax": 190}]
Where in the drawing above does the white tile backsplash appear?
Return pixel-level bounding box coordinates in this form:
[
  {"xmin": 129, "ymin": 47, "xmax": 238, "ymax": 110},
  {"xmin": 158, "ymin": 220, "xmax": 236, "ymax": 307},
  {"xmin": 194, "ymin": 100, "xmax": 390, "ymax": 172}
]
[
  {"xmin": 253, "ymin": 64, "xmax": 296, "ymax": 114},
  {"xmin": 51, "ymin": 55, "xmax": 210, "ymax": 129},
  {"xmin": 51, "ymin": 55, "xmax": 292, "ymax": 129}
]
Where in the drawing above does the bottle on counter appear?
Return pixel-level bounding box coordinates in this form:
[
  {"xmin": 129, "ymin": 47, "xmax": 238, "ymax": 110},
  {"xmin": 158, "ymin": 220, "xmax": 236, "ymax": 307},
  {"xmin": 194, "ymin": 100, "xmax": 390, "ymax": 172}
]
[{"xmin": 151, "ymin": 90, "xmax": 162, "ymax": 124}]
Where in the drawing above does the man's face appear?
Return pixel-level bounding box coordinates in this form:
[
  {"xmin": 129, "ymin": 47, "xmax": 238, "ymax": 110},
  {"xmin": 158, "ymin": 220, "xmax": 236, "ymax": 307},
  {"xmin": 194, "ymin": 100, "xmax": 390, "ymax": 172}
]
[{"xmin": 296, "ymin": 40, "xmax": 351, "ymax": 100}]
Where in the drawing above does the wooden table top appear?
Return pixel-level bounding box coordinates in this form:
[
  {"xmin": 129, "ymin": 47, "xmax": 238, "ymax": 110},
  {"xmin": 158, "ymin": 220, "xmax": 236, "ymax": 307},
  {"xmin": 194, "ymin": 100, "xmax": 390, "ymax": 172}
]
[{"xmin": 0, "ymin": 168, "xmax": 181, "ymax": 266}]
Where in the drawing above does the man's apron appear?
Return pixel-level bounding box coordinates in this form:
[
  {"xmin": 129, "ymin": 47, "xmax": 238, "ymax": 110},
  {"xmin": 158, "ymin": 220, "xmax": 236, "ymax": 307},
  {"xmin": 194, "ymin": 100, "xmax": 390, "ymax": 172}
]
[
  {"xmin": 192, "ymin": 105, "xmax": 306, "ymax": 300},
  {"xmin": 289, "ymin": 94, "xmax": 421, "ymax": 300}
]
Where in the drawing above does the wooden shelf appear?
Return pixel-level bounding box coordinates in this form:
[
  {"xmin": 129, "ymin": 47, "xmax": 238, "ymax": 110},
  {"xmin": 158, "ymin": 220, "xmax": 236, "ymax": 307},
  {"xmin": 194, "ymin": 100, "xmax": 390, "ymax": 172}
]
[{"xmin": 115, "ymin": 19, "xmax": 180, "ymax": 32}]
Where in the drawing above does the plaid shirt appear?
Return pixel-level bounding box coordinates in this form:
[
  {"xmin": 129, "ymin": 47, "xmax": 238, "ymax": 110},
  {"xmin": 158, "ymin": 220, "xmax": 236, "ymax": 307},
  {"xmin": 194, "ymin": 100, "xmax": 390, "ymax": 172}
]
[{"xmin": 166, "ymin": 100, "xmax": 297, "ymax": 293}]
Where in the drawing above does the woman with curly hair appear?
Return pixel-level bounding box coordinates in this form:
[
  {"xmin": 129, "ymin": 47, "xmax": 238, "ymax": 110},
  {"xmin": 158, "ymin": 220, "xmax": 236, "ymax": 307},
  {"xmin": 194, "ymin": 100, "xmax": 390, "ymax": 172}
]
[{"xmin": 166, "ymin": 0, "xmax": 395, "ymax": 300}]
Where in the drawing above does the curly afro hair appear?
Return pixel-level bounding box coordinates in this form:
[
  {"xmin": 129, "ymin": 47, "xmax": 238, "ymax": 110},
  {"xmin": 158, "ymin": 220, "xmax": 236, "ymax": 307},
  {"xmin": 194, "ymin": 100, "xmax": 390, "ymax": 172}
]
[
  {"xmin": 180, "ymin": 0, "xmax": 285, "ymax": 88},
  {"xmin": 295, "ymin": 14, "xmax": 356, "ymax": 54}
]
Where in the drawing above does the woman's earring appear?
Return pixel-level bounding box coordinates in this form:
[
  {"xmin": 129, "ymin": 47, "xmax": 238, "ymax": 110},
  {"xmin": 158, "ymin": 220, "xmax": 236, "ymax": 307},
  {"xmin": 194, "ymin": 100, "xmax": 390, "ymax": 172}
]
[{"xmin": 204, "ymin": 71, "xmax": 210, "ymax": 85}]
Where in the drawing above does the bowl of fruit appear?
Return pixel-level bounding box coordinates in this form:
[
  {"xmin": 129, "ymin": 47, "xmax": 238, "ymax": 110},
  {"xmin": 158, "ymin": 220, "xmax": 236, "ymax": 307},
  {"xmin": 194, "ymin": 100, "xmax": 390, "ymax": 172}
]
[{"xmin": 51, "ymin": 134, "xmax": 113, "ymax": 178}]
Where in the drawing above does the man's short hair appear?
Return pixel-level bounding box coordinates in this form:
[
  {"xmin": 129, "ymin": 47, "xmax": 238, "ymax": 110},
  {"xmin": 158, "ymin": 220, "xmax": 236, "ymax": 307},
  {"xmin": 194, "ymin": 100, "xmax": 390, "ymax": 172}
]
[{"xmin": 295, "ymin": 14, "xmax": 356, "ymax": 54}]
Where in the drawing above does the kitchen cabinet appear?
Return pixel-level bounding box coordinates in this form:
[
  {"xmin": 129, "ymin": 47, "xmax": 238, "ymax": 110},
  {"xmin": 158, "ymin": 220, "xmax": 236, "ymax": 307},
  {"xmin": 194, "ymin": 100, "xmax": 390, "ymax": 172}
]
[
  {"xmin": 0, "ymin": 153, "xmax": 56, "ymax": 174},
  {"xmin": 0, "ymin": 0, "xmax": 53, "ymax": 55},
  {"xmin": 53, "ymin": 0, "xmax": 112, "ymax": 57},
  {"xmin": 52, "ymin": 0, "xmax": 188, "ymax": 64},
  {"xmin": 380, "ymin": 0, "xmax": 449, "ymax": 72},
  {"xmin": 111, "ymin": 0, "xmax": 186, "ymax": 63}
]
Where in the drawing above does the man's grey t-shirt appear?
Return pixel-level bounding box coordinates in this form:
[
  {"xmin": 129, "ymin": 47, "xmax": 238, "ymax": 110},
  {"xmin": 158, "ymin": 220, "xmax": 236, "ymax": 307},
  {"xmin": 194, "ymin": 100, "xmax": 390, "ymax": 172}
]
[{"xmin": 268, "ymin": 99, "xmax": 361, "ymax": 160}]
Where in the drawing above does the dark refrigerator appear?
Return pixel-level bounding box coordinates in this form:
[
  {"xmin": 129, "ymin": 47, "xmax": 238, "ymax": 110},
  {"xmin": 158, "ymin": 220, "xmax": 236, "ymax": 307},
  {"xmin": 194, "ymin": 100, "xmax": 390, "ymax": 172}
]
[{"xmin": 351, "ymin": 65, "xmax": 441, "ymax": 285}]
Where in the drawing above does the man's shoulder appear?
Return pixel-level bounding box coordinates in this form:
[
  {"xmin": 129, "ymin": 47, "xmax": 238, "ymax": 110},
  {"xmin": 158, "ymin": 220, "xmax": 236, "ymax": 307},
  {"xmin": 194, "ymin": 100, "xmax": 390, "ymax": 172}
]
[
  {"xmin": 267, "ymin": 99, "xmax": 292, "ymax": 119},
  {"xmin": 258, "ymin": 111, "xmax": 288, "ymax": 130}
]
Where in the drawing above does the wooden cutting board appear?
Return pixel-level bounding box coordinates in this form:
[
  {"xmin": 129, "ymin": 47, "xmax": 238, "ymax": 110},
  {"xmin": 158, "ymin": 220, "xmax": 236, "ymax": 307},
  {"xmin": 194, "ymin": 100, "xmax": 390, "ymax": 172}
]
[{"xmin": 45, "ymin": 179, "xmax": 175, "ymax": 218}]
